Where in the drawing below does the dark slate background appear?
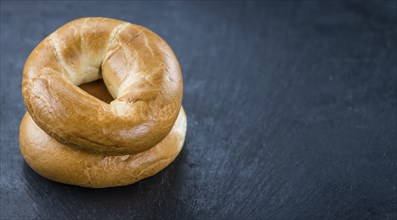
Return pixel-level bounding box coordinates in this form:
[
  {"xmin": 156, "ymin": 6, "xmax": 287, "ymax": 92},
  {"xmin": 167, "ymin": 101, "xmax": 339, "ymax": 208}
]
[{"xmin": 1, "ymin": 1, "xmax": 396, "ymax": 219}]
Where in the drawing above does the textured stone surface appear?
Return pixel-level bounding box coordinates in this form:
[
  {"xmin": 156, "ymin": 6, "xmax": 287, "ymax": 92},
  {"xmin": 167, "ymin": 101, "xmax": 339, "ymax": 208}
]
[{"xmin": 1, "ymin": 1, "xmax": 396, "ymax": 219}]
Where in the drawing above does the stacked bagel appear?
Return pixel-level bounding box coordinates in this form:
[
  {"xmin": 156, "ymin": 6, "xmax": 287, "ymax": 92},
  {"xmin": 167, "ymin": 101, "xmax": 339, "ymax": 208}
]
[{"xmin": 20, "ymin": 17, "xmax": 186, "ymax": 188}]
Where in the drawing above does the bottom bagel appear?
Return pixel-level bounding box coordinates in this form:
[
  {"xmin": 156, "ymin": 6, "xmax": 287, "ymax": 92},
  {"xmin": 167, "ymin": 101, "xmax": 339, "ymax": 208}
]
[{"xmin": 19, "ymin": 108, "xmax": 186, "ymax": 188}]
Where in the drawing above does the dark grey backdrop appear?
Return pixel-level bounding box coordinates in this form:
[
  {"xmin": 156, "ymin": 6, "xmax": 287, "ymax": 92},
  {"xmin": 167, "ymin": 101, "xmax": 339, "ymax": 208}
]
[{"xmin": 1, "ymin": 1, "xmax": 396, "ymax": 219}]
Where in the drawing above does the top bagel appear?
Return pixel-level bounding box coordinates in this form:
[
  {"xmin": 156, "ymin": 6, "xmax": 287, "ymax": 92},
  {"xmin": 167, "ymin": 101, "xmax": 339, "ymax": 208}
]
[{"xmin": 22, "ymin": 17, "xmax": 183, "ymax": 155}]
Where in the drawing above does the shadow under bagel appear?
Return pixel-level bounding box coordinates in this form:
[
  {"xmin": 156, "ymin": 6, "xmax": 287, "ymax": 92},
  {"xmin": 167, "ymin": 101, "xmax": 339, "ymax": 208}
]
[{"xmin": 21, "ymin": 147, "xmax": 189, "ymax": 219}]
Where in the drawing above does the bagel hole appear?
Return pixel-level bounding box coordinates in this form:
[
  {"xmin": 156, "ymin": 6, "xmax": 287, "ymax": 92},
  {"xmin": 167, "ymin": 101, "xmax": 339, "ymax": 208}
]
[{"xmin": 79, "ymin": 79, "xmax": 114, "ymax": 104}]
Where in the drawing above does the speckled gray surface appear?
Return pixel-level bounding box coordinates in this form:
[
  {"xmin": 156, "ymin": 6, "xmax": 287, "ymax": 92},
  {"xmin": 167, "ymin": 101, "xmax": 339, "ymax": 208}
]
[{"xmin": 1, "ymin": 1, "xmax": 396, "ymax": 219}]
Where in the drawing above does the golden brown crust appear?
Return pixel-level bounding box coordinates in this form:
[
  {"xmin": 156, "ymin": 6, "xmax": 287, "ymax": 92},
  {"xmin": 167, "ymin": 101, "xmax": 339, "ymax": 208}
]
[
  {"xmin": 22, "ymin": 17, "xmax": 183, "ymax": 155},
  {"xmin": 20, "ymin": 108, "xmax": 186, "ymax": 188},
  {"xmin": 20, "ymin": 18, "xmax": 187, "ymax": 188}
]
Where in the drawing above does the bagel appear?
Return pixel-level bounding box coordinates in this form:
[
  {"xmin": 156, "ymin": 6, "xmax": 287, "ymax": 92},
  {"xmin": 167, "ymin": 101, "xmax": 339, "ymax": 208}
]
[
  {"xmin": 22, "ymin": 17, "xmax": 183, "ymax": 155},
  {"xmin": 20, "ymin": 17, "xmax": 186, "ymax": 188}
]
